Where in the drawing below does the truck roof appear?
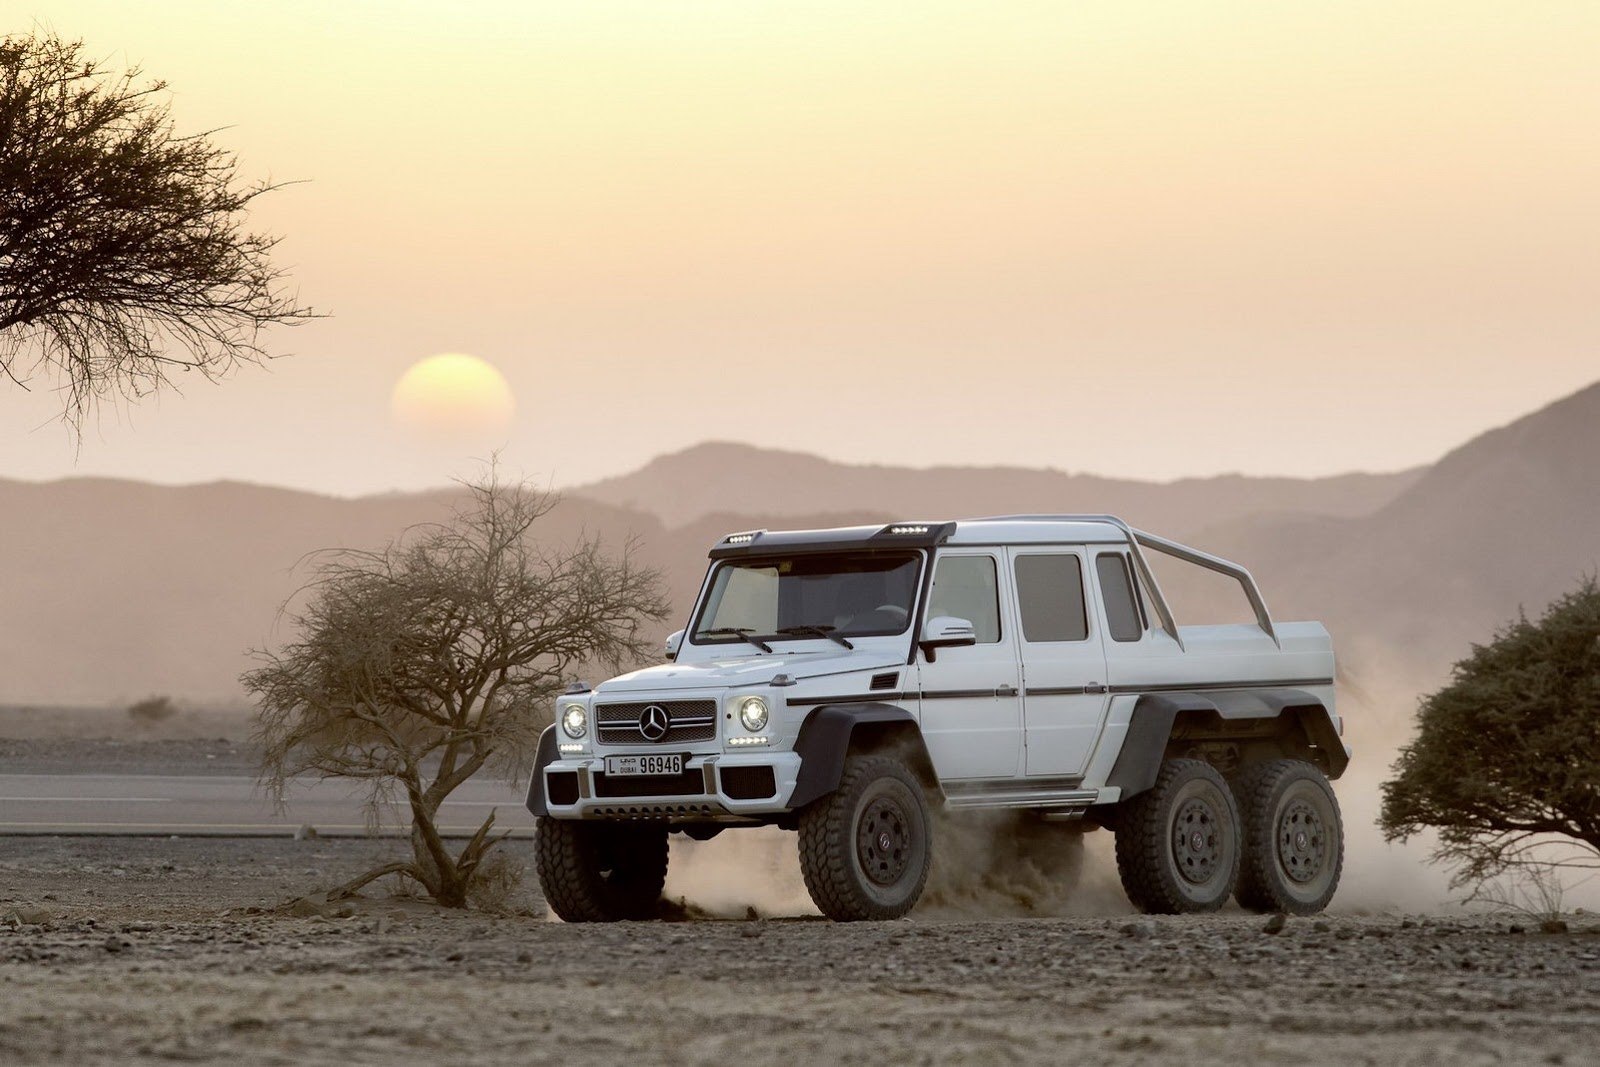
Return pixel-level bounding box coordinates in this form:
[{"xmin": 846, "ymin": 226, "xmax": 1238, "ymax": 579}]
[
  {"xmin": 707, "ymin": 515, "xmax": 1281, "ymax": 651},
  {"xmin": 707, "ymin": 516, "xmax": 1134, "ymax": 559}
]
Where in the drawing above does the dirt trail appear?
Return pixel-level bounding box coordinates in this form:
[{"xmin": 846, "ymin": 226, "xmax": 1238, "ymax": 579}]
[{"xmin": 3, "ymin": 837, "xmax": 1598, "ymax": 1066}]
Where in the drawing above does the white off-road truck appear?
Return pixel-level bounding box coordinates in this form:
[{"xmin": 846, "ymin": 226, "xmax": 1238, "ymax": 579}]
[{"xmin": 529, "ymin": 516, "xmax": 1347, "ymax": 921}]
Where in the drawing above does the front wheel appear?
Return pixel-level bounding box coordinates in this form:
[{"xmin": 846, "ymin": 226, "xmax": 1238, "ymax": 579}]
[
  {"xmin": 798, "ymin": 754, "xmax": 933, "ymax": 921},
  {"xmin": 1233, "ymin": 760, "xmax": 1344, "ymax": 914},
  {"xmin": 534, "ymin": 819, "xmax": 668, "ymax": 922},
  {"xmin": 1114, "ymin": 758, "xmax": 1241, "ymax": 914}
]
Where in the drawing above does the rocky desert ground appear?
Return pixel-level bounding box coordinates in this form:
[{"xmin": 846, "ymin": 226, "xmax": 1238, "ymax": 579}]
[{"xmin": 2, "ymin": 826, "xmax": 1597, "ymax": 1066}]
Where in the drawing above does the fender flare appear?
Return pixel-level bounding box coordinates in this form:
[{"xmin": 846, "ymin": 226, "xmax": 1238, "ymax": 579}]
[
  {"xmin": 1106, "ymin": 688, "xmax": 1347, "ymax": 800},
  {"xmin": 788, "ymin": 702, "xmax": 934, "ymax": 810},
  {"xmin": 524, "ymin": 725, "xmax": 559, "ymax": 817}
]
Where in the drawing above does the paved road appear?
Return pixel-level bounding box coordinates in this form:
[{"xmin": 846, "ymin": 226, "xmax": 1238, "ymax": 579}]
[{"xmin": 0, "ymin": 771, "xmax": 533, "ymax": 836}]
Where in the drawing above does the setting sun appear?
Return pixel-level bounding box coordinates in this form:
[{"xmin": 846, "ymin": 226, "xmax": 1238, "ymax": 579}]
[{"xmin": 390, "ymin": 352, "xmax": 515, "ymax": 441}]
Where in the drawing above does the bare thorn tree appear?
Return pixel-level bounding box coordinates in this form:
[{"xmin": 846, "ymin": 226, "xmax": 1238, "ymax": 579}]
[
  {"xmin": 242, "ymin": 470, "xmax": 671, "ymax": 908},
  {"xmin": 0, "ymin": 31, "xmax": 315, "ymax": 427}
]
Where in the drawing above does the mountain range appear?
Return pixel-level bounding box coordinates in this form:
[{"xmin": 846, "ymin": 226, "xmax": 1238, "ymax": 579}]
[{"xmin": 2, "ymin": 381, "xmax": 1596, "ymax": 727}]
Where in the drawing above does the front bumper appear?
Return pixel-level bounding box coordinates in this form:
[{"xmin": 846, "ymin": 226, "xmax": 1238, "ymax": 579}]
[{"xmin": 532, "ymin": 750, "xmax": 803, "ymax": 820}]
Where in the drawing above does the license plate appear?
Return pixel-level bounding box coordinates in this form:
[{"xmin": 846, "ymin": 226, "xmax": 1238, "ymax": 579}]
[{"xmin": 605, "ymin": 754, "xmax": 684, "ymax": 777}]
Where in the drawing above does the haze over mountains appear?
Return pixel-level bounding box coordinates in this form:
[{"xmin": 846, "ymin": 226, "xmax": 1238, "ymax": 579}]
[{"xmin": 2, "ymin": 381, "xmax": 1596, "ymax": 721}]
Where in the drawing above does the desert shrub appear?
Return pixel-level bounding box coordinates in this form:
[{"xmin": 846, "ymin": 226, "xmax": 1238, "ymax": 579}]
[
  {"xmin": 1380, "ymin": 577, "xmax": 1600, "ymax": 887},
  {"xmin": 127, "ymin": 695, "xmax": 177, "ymax": 725}
]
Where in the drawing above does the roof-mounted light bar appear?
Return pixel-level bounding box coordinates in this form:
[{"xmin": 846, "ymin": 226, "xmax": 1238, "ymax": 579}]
[
  {"xmin": 887, "ymin": 524, "xmax": 930, "ymax": 535},
  {"xmin": 723, "ymin": 532, "xmax": 759, "ymax": 545}
]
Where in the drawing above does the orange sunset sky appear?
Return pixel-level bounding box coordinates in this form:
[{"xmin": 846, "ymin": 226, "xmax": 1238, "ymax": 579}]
[{"xmin": 4, "ymin": 1, "xmax": 1598, "ymax": 494}]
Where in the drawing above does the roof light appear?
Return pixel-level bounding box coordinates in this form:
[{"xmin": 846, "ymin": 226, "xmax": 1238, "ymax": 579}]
[
  {"xmin": 888, "ymin": 525, "xmax": 929, "ymax": 535},
  {"xmin": 725, "ymin": 532, "xmax": 757, "ymax": 544}
]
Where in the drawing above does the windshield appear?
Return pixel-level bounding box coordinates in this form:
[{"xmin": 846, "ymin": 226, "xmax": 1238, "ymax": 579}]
[{"xmin": 692, "ymin": 551, "xmax": 922, "ymax": 646}]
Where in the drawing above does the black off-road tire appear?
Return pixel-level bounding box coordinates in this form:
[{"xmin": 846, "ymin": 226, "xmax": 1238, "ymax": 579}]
[
  {"xmin": 1233, "ymin": 759, "xmax": 1344, "ymax": 915},
  {"xmin": 1114, "ymin": 758, "xmax": 1241, "ymax": 914},
  {"xmin": 798, "ymin": 754, "xmax": 932, "ymax": 921},
  {"xmin": 534, "ymin": 819, "xmax": 668, "ymax": 922}
]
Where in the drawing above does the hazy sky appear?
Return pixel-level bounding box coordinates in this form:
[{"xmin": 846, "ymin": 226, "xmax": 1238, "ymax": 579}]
[{"xmin": 4, "ymin": 1, "xmax": 1598, "ymax": 494}]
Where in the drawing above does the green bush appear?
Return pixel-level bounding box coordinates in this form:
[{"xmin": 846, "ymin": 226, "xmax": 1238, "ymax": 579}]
[{"xmin": 1380, "ymin": 577, "xmax": 1600, "ymax": 883}]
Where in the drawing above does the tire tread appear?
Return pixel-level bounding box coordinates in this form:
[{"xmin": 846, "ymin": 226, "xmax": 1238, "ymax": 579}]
[
  {"xmin": 1234, "ymin": 759, "xmax": 1343, "ymax": 915},
  {"xmin": 798, "ymin": 754, "xmax": 930, "ymax": 921},
  {"xmin": 1114, "ymin": 758, "xmax": 1240, "ymax": 915}
]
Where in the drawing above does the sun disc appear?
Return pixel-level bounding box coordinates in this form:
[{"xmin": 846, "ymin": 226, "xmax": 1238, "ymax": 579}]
[{"xmin": 391, "ymin": 353, "xmax": 515, "ymax": 441}]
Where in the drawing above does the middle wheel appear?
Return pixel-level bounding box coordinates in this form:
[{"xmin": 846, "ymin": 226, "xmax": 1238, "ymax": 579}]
[
  {"xmin": 1114, "ymin": 758, "xmax": 1242, "ymax": 914},
  {"xmin": 798, "ymin": 753, "xmax": 933, "ymax": 921}
]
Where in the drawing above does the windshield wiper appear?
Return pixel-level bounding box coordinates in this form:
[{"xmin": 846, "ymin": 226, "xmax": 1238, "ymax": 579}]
[
  {"xmin": 774, "ymin": 625, "xmax": 854, "ymax": 650},
  {"xmin": 694, "ymin": 627, "xmax": 774, "ymax": 653}
]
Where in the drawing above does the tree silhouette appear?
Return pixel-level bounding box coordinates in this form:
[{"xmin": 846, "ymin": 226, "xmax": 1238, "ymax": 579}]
[
  {"xmin": 0, "ymin": 32, "xmax": 312, "ymax": 425},
  {"xmin": 244, "ymin": 471, "xmax": 670, "ymax": 908}
]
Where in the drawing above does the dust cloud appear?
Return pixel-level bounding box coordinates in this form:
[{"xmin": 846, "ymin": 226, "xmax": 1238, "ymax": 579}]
[{"xmin": 656, "ymin": 673, "xmax": 1600, "ymax": 919}]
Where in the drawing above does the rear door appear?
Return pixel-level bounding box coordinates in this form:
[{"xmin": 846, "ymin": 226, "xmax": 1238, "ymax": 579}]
[
  {"xmin": 914, "ymin": 550, "xmax": 1023, "ymax": 780},
  {"xmin": 1007, "ymin": 547, "xmax": 1110, "ymax": 778}
]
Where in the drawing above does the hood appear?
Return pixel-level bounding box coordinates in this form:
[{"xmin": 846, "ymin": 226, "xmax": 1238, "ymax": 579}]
[{"xmin": 597, "ymin": 648, "xmax": 903, "ymax": 694}]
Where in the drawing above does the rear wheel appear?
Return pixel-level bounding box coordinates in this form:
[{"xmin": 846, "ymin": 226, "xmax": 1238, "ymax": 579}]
[
  {"xmin": 534, "ymin": 819, "xmax": 668, "ymax": 922},
  {"xmin": 799, "ymin": 754, "xmax": 932, "ymax": 921},
  {"xmin": 1234, "ymin": 759, "xmax": 1343, "ymax": 914},
  {"xmin": 1114, "ymin": 758, "xmax": 1241, "ymax": 914}
]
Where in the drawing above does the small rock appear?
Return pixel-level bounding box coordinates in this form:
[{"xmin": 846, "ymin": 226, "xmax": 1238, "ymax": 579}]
[
  {"xmin": 1312, "ymin": 920, "xmax": 1331, "ymax": 933},
  {"xmin": 103, "ymin": 936, "xmax": 129, "ymax": 953},
  {"xmin": 1508, "ymin": 923, "xmax": 1525, "ymax": 934},
  {"xmin": 294, "ymin": 824, "xmax": 319, "ymax": 841},
  {"xmin": 745, "ymin": 906, "xmax": 760, "ymax": 921},
  {"xmin": 1118, "ymin": 921, "xmax": 1153, "ymax": 938},
  {"xmin": 1262, "ymin": 913, "xmax": 1288, "ymax": 935},
  {"xmin": 285, "ymin": 897, "xmax": 327, "ymax": 918},
  {"xmin": 1540, "ymin": 918, "xmax": 1569, "ymax": 935}
]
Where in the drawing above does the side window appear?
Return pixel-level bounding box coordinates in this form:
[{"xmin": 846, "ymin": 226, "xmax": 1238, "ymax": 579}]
[
  {"xmin": 926, "ymin": 555, "xmax": 1001, "ymax": 643},
  {"xmin": 1012, "ymin": 554, "xmax": 1088, "ymax": 642},
  {"xmin": 1096, "ymin": 553, "xmax": 1144, "ymax": 642}
]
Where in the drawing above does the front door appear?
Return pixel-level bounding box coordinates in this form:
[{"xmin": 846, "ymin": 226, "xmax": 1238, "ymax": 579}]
[
  {"xmin": 1006, "ymin": 547, "xmax": 1110, "ymax": 778},
  {"xmin": 914, "ymin": 550, "xmax": 1022, "ymax": 780}
]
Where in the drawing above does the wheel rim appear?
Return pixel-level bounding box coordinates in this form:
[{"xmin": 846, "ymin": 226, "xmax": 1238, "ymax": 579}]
[
  {"xmin": 1172, "ymin": 796, "xmax": 1223, "ymax": 885},
  {"xmin": 857, "ymin": 796, "xmax": 913, "ymax": 886},
  {"xmin": 1277, "ymin": 797, "xmax": 1328, "ymax": 884}
]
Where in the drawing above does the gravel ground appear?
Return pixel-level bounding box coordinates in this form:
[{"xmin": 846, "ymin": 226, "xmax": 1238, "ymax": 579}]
[{"xmin": 2, "ymin": 836, "xmax": 1598, "ymax": 1065}]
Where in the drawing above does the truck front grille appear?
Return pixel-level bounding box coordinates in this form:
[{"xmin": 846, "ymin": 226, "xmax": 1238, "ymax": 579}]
[{"xmin": 595, "ymin": 700, "xmax": 717, "ymax": 745}]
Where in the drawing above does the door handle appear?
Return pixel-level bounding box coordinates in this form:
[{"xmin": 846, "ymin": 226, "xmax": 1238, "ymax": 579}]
[
  {"xmin": 1084, "ymin": 682, "xmax": 1106, "ymax": 694},
  {"xmin": 994, "ymin": 684, "xmax": 1018, "ymax": 697}
]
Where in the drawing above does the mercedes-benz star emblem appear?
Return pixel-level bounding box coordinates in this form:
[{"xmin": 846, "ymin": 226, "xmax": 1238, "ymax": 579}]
[{"xmin": 638, "ymin": 704, "xmax": 670, "ymax": 742}]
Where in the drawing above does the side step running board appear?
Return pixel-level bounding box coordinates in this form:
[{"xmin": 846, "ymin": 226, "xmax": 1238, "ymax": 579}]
[{"xmin": 942, "ymin": 788, "xmax": 1099, "ymax": 812}]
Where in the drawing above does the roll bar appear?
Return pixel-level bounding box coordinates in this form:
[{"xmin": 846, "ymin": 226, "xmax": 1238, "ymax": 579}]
[{"xmin": 974, "ymin": 514, "xmax": 1280, "ymax": 650}]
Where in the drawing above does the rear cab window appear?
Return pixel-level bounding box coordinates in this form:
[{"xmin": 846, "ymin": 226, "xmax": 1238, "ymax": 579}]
[{"xmin": 1095, "ymin": 552, "xmax": 1146, "ymax": 642}]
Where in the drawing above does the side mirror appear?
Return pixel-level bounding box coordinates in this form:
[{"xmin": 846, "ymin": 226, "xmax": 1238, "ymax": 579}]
[
  {"xmin": 664, "ymin": 629, "xmax": 684, "ymax": 660},
  {"xmin": 919, "ymin": 616, "xmax": 976, "ymax": 662}
]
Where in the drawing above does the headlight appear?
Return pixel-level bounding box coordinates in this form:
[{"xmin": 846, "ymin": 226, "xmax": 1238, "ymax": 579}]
[
  {"xmin": 560, "ymin": 703, "xmax": 588, "ymax": 739},
  {"xmin": 738, "ymin": 695, "xmax": 769, "ymax": 732}
]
